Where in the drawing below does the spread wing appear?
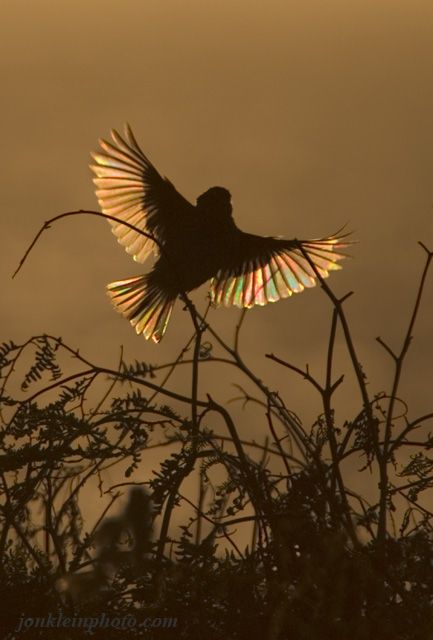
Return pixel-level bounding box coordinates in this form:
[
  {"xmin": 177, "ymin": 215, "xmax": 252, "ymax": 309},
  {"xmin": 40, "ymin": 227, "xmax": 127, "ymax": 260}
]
[
  {"xmin": 209, "ymin": 229, "xmax": 352, "ymax": 308},
  {"xmin": 90, "ymin": 124, "xmax": 196, "ymax": 263}
]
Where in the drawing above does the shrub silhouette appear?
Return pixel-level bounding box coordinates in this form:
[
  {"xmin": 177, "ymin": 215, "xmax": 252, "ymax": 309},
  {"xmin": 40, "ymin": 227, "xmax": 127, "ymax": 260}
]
[{"xmin": 1, "ymin": 241, "xmax": 433, "ymax": 639}]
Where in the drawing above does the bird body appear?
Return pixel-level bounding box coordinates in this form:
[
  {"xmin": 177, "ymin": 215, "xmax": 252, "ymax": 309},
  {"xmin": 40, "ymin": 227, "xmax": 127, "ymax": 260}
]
[{"xmin": 91, "ymin": 125, "xmax": 351, "ymax": 342}]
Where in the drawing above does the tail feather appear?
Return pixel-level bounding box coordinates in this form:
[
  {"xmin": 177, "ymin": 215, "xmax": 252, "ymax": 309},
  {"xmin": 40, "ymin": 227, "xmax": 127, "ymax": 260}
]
[{"xmin": 107, "ymin": 275, "xmax": 175, "ymax": 343}]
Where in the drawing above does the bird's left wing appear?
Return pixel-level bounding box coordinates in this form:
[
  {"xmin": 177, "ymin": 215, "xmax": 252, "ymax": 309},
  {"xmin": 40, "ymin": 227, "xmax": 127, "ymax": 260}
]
[
  {"xmin": 90, "ymin": 124, "xmax": 196, "ymax": 263},
  {"xmin": 209, "ymin": 229, "xmax": 352, "ymax": 308}
]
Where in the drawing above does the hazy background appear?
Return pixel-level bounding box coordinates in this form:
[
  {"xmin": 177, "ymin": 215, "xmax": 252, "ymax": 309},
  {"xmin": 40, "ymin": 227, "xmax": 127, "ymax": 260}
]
[{"xmin": 1, "ymin": 0, "xmax": 433, "ymax": 516}]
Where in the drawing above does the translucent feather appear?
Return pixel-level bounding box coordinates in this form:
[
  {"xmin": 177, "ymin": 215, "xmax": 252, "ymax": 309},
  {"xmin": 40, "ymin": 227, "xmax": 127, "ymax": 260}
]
[
  {"xmin": 209, "ymin": 232, "xmax": 352, "ymax": 308},
  {"xmin": 90, "ymin": 126, "xmax": 156, "ymax": 264},
  {"xmin": 107, "ymin": 275, "xmax": 174, "ymax": 343}
]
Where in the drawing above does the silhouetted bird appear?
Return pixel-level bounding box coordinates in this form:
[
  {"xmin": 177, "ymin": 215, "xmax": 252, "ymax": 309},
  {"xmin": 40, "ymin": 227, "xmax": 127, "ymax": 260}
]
[{"xmin": 91, "ymin": 125, "xmax": 351, "ymax": 343}]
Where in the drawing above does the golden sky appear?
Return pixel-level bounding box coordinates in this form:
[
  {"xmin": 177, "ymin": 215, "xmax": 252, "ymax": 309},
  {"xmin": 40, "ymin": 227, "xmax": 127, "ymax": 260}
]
[{"xmin": 2, "ymin": 0, "xmax": 433, "ymax": 487}]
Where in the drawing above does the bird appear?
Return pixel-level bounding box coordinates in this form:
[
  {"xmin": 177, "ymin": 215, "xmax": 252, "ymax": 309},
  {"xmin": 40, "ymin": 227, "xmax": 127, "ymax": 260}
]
[{"xmin": 90, "ymin": 125, "xmax": 351, "ymax": 343}]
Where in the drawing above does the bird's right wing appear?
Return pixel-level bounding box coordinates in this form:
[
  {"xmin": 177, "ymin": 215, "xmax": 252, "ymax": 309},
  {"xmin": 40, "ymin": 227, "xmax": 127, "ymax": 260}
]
[
  {"xmin": 90, "ymin": 124, "xmax": 196, "ymax": 263},
  {"xmin": 210, "ymin": 229, "xmax": 352, "ymax": 308}
]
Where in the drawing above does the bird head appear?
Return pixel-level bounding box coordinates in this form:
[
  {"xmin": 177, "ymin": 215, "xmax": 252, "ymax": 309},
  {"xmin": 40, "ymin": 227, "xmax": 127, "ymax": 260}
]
[{"xmin": 196, "ymin": 186, "xmax": 232, "ymax": 218}]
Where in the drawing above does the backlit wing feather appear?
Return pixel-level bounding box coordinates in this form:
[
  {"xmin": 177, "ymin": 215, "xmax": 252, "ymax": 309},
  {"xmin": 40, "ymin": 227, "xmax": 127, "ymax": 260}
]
[
  {"xmin": 90, "ymin": 124, "xmax": 195, "ymax": 263},
  {"xmin": 209, "ymin": 230, "xmax": 352, "ymax": 308}
]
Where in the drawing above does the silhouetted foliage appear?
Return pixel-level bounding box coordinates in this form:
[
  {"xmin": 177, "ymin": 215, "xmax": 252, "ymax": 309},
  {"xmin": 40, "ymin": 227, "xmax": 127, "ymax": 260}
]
[{"xmin": 1, "ymin": 243, "xmax": 433, "ymax": 639}]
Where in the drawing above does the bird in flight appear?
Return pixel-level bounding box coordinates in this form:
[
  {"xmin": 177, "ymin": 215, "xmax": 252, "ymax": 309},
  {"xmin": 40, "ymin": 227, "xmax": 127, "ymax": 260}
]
[{"xmin": 90, "ymin": 125, "xmax": 351, "ymax": 343}]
